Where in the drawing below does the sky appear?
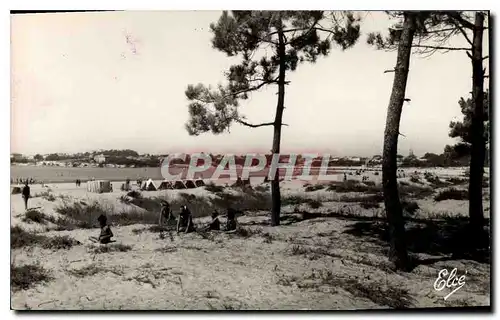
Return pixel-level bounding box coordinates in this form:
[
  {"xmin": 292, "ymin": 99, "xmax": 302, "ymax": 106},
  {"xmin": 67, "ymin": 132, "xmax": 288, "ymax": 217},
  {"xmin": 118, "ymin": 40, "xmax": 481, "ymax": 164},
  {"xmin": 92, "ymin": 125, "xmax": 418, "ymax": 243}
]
[{"xmin": 10, "ymin": 11, "xmax": 489, "ymax": 157}]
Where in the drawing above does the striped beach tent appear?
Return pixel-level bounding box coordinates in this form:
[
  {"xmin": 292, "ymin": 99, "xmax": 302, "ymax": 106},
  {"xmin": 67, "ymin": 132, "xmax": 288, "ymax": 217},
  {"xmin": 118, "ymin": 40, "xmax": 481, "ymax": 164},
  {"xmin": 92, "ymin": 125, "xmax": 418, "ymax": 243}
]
[{"xmin": 87, "ymin": 180, "xmax": 112, "ymax": 193}]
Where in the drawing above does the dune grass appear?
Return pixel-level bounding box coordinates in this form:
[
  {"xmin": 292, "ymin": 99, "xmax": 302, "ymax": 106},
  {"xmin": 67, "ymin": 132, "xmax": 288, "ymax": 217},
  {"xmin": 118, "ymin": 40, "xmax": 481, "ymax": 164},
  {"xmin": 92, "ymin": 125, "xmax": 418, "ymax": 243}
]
[
  {"xmin": 11, "ymin": 263, "xmax": 52, "ymax": 292},
  {"xmin": 11, "ymin": 225, "xmax": 81, "ymax": 250},
  {"xmin": 434, "ymin": 188, "xmax": 469, "ymax": 201}
]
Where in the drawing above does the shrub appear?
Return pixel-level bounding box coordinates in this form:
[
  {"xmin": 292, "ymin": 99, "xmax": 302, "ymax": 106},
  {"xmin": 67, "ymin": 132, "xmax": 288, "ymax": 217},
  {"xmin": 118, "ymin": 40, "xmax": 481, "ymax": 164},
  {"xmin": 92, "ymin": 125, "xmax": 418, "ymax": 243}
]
[
  {"xmin": 339, "ymin": 193, "xmax": 384, "ymax": 203},
  {"xmin": 212, "ymin": 190, "xmax": 271, "ymax": 213},
  {"xmin": 41, "ymin": 235, "xmax": 81, "ymax": 250},
  {"xmin": 205, "ymin": 182, "xmax": 225, "ymax": 193},
  {"xmin": 308, "ymin": 199, "xmax": 322, "ymax": 209},
  {"xmin": 126, "ymin": 190, "xmax": 142, "ymax": 199},
  {"xmin": 55, "ymin": 201, "xmax": 109, "ymax": 229},
  {"xmin": 282, "ymin": 195, "xmax": 323, "ymax": 209},
  {"xmin": 327, "ymin": 180, "xmax": 380, "ymax": 194},
  {"xmin": 179, "ymin": 192, "xmax": 197, "ymax": 201},
  {"xmin": 424, "ymin": 173, "xmax": 448, "ymax": 187},
  {"xmin": 11, "ymin": 263, "xmax": 52, "ymax": 292},
  {"xmin": 254, "ymin": 185, "xmax": 270, "ymax": 193},
  {"xmin": 112, "ymin": 209, "xmax": 158, "ymax": 226},
  {"xmin": 447, "ymin": 177, "xmax": 467, "ymax": 185},
  {"xmin": 399, "ymin": 184, "xmax": 434, "ymax": 199},
  {"xmin": 401, "ymin": 200, "xmax": 419, "ymax": 215},
  {"xmin": 22, "ymin": 209, "xmax": 48, "ymax": 224},
  {"xmin": 230, "ymin": 227, "xmax": 262, "ymax": 238},
  {"xmin": 43, "ymin": 193, "xmax": 56, "ymax": 202},
  {"xmin": 11, "ymin": 226, "xmax": 42, "ymax": 249},
  {"xmin": 261, "ymin": 233, "xmax": 275, "ymax": 243},
  {"xmin": 360, "ymin": 201, "xmax": 379, "ymax": 209},
  {"xmin": 66, "ymin": 263, "xmax": 124, "ymax": 278},
  {"xmin": 290, "ymin": 245, "xmax": 308, "ymax": 255},
  {"xmin": 130, "ymin": 197, "xmax": 162, "ymax": 213},
  {"xmin": 434, "ymin": 188, "xmax": 469, "ymax": 201},
  {"xmin": 305, "ymin": 184, "xmax": 325, "ymax": 192},
  {"xmin": 11, "ymin": 225, "xmax": 81, "ymax": 250},
  {"xmin": 91, "ymin": 243, "xmax": 133, "ymax": 254}
]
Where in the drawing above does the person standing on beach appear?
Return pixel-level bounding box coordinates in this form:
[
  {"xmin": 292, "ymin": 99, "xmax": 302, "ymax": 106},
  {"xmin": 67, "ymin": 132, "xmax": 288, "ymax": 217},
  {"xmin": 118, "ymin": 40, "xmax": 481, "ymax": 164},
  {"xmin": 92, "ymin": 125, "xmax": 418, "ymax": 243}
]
[{"xmin": 22, "ymin": 182, "xmax": 30, "ymax": 211}]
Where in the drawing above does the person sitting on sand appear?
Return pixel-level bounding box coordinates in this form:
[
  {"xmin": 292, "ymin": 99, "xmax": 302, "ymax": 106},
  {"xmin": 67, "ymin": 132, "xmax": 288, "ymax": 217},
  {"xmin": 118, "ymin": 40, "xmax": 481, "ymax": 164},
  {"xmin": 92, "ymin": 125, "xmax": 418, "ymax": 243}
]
[
  {"xmin": 203, "ymin": 210, "xmax": 221, "ymax": 231},
  {"xmin": 159, "ymin": 201, "xmax": 174, "ymax": 226},
  {"xmin": 22, "ymin": 181, "xmax": 30, "ymax": 211},
  {"xmin": 226, "ymin": 208, "xmax": 237, "ymax": 231},
  {"xmin": 177, "ymin": 205, "xmax": 195, "ymax": 234},
  {"xmin": 89, "ymin": 215, "xmax": 114, "ymax": 244}
]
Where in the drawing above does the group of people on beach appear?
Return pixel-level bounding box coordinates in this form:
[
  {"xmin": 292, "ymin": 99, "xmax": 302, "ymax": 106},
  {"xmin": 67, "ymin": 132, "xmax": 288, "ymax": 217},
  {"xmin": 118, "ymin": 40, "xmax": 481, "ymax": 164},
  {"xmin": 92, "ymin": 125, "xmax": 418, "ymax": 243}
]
[
  {"xmin": 89, "ymin": 201, "xmax": 239, "ymax": 244},
  {"xmin": 159, "ymin": 201, "xmax": 238, "ymax": 234},
  {"xmin": 12, "ymin": 177, "xmax": 36, "ymax": 185}
]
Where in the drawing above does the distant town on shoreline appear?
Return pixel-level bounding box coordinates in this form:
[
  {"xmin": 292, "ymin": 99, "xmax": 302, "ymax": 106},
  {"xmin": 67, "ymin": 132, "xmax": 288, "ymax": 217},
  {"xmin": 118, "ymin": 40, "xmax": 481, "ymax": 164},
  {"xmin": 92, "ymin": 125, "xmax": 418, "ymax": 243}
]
[{"xmin": 10, "ymin": 148, "xmax": 481, "ymax": 169}]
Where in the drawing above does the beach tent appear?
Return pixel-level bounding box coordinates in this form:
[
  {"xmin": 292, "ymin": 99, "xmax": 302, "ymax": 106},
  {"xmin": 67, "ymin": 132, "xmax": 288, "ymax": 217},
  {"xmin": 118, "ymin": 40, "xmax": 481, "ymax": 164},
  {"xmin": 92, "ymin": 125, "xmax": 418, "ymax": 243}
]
[
  {"xmin": 173, "ymin": 180, "xmax": 187, "ymax": 189},
  {"xmin": 87, "ymin": 180, "xmax": 112, "ymax": 193},
  {"xmin": 141, "ymin": 179, "xmax": 158, "ymax": 191},
  {"xmin": 184, "ymin": 180, "xmax": 196, "ymax": 189},
  {"xmin": 158, "ymin": 180, "xmax": 173, "ymax": 190},
  {"xmin": 195, "ymin": 179, "xmax": 205, "ymax": 188}
]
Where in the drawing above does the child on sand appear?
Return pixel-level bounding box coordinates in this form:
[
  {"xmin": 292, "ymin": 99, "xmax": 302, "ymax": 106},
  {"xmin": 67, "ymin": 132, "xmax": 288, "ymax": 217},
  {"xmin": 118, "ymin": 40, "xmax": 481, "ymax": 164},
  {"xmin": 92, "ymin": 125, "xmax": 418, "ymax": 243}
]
[
  {"xmin": 177, "ymin": 205, "xmax": 195, "ymax": 234},
  {"xmin": 159, "ymin": 201, "xmax": 174, "ymax": 226},
  {"xmin": 203, "ymin": 210, "xmax": 221, "ymax": 231},
  {"xmin": 89, "ymin": 215, "xmax": 114, "ymax": 244},
  {"xmin": 226, "ymin": 208, "xmax": 237, "ymax": 231}
]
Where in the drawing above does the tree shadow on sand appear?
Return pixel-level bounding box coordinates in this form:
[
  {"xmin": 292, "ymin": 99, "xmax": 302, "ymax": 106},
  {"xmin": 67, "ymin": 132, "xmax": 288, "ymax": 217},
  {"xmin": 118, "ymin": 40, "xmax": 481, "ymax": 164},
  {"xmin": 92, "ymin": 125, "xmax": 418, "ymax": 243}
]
[{"xmin": 343, "ymin": 216, "xmax": 491, "ymax": 269}]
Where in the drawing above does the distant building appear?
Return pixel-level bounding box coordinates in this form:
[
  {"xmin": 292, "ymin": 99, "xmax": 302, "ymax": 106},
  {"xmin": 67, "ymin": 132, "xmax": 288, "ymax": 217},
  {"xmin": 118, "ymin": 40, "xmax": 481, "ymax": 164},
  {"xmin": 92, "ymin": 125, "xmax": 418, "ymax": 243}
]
[{"xmin": 94, "ymin": 154, "xmax": 106, "ymax": 164}]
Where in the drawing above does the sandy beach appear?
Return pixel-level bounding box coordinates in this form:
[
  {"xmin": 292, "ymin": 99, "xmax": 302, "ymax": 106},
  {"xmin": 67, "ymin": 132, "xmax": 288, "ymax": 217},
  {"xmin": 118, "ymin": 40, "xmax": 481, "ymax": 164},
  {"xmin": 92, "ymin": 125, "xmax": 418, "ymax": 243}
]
[{"xmin": 10, "ymin": 167, "xmax": 490, "ymax": 310}]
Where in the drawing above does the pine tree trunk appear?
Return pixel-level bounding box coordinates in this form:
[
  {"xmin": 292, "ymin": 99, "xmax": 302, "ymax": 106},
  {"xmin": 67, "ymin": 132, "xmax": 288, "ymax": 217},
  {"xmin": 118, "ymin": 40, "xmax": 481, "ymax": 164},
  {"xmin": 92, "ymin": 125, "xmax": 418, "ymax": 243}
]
[
  {"xmin": 270, "ymin": 27, "xmax": 286, "ymax": 227},
  {"xmin": 382, "ymin": 13, "xmax": 416, "ymax": 271},
  {"xmin": 468, "ymin": 12, "xmax": 486, "ymax": 235}
]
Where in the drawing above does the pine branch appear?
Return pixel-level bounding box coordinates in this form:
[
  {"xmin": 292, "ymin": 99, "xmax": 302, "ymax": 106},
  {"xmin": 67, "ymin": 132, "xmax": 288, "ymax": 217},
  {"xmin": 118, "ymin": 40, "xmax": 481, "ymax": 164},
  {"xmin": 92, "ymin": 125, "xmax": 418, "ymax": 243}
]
[
  {"xmin": 424, "ymin": 27, "xmax": 461, "ymax": 34},
  {"xmin": 227, "ymin": 78, "xmax": 278, "ymax": 97},
  {"xmin": 235, "ymin": 118, "xmax": 289, "ymax": 128},
  {"xmin": 235, "ymin": 119, "xmax": 275, "ymax": 128},
  {"xmin": 274, "ymin": 26, "xmax": 342, "ymax": 37},
  {"xmin": 412, "ymin": 44, "xmax": 471, "ymax": 51},
  {"xmin": 450, "ymin": 18, "xmax": 473, "ymax": 46},
  {"xmin": 446, "ymin": 12, "xmax": 475, "ymax": 30}
]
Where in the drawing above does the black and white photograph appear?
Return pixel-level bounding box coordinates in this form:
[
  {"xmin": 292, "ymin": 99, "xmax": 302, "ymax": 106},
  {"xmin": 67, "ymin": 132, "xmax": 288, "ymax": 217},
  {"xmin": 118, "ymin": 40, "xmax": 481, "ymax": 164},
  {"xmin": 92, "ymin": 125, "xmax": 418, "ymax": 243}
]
[{"xmin": 9, "ymin": 8, "xmax": 492, "ymax": 311}]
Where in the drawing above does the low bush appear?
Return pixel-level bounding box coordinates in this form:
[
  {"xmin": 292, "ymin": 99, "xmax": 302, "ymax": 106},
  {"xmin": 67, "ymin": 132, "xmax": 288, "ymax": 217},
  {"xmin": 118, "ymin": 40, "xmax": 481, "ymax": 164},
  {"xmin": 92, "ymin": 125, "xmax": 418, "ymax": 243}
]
[
  {"xmin": 11, "ymin": 263, "xmax": 52, "ymax": 292},
  {"xmin": 434, "ymin": 188, "xmax": 469, "ymax": 201}
]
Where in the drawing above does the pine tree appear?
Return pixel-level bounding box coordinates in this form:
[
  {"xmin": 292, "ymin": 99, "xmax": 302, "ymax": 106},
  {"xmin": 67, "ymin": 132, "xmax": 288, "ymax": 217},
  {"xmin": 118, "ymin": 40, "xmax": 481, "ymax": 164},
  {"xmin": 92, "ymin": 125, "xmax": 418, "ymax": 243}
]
[
  {"xmin": 184, "ymin": 11, "xmax": 361, "ymax": 226},
  {"xmin": 368, "ymin": 11, "xmax": 489, "ymax": 236}
]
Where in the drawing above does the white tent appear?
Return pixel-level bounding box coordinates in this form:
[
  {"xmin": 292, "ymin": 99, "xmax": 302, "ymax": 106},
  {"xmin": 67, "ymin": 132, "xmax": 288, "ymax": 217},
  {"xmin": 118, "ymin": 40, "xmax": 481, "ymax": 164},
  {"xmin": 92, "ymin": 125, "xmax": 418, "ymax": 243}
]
[
  {"xmin": 87, "ymin": 180, "xmax": 112, "ymax": 193},
  {"xmin": 141, "ymin": 179, "xmax": 158, "ymax": 191},
  {"xmin": 158, "ymin": 180, "xmax": 173, "ymax": 190}
]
